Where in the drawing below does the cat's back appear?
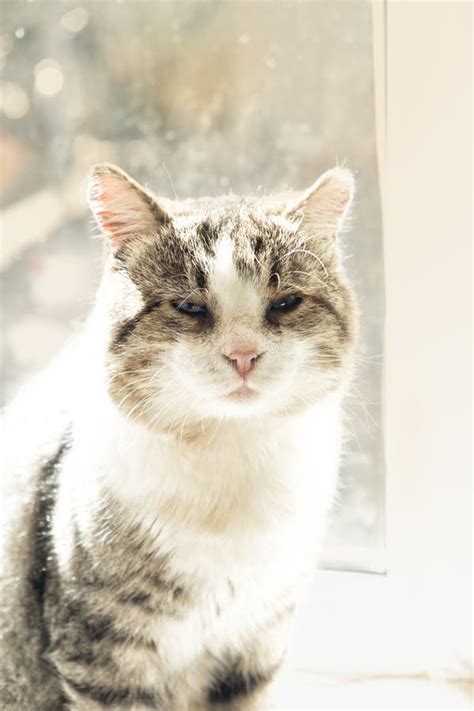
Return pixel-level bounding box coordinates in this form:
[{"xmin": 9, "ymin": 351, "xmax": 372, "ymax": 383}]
[
  {"xmin": 0, "ymin": 353, "xmax": 74, "ymax": 709},
  {"xmin": 1, "ymin": 347, "xmax": 74, "ymax": 573}
]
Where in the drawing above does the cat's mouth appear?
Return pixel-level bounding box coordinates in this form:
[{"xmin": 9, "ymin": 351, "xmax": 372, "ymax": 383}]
[{"xmin": 225, "ymin": 383, "xmax": 258, "ymax": 400}]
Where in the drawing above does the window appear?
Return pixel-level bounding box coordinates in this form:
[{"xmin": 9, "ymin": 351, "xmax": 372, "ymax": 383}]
[
  {"xmin": 2, "ymin": 2, "xmax": 471, "ymax": 705},
  {"xmin": 0, "ymin": 0, "xmax": 385, "ymax": 575}
]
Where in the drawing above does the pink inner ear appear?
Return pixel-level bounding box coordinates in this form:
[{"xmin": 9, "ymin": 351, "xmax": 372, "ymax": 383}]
[
  {"xmin": 96, "ymin": 203, "xmax": 132, "ymax": 241},
  {"xmin": 89, "ymin": 170, "xmax": 159, "ymax": 245},
  {"xmin": 313, "ymin": 176, "xmax": 352, "ymax": 213},
  {"xmin": 96, "ymin": 210, "xmax": 127, "ymax": 233},
  {"xmin": 327, "ymin": 182, "xmax": 351, "ymax": 207},
  {"xmin": 297, "ymin": 172, "xmax": 354, "ymax": 236}
]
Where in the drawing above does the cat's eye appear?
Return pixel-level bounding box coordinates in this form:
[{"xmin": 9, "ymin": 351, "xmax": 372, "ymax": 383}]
[
  {"xmin": 172, "ymin": 301, "xmax": 208, "ymax": 317},
  {"xmin": 269, "ymin": 294, "xmax": 302, "ymax": 314}
]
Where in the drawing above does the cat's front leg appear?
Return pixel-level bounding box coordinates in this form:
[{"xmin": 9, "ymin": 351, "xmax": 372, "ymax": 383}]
[
  {"xmin": 204, "ymin": 666, "xmax": 275, "ymax": 711},
  {"xmin": 200, "ymin": 607, "xmax": 294, "ymax": 711}
]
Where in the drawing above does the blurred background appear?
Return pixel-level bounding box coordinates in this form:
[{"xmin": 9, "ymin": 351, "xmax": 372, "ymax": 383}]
[
  {"xmin": 0, "ymin": 0, "xmax": 384, "ymax": 573},
  {"xmin": 2, "ymin": 2, "xmax": 471, "ymax": 705}
]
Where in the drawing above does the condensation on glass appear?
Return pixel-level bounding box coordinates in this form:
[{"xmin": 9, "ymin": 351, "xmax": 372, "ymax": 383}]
[{"xmin": 0, "ymin": 1, "xmax": 385, "ymax": 573}]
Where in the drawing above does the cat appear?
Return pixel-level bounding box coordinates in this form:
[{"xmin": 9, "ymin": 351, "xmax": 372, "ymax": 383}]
[{"xmin": 0, "ymin": 162, "xmax": 357, "ymax": 710}]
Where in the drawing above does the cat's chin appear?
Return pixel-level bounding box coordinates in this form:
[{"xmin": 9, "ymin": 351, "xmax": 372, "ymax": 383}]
[
  {"xmin": 225, "ymin": 383, "xmax": 258, "ymax": 400},
  {"xmin": 200, "ymin": 388, "xmax": 282, "ymax": 420}
]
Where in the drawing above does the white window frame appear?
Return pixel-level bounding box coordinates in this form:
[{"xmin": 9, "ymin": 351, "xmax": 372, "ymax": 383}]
[{"xmin": 285, "ymin": 0, "xmax": 472, "ymax": 683}]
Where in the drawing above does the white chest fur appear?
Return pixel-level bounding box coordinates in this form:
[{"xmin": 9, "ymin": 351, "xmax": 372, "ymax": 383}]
[{"xmin": 64, "ymin": 392, "xmax": 343, "ymax": 686}]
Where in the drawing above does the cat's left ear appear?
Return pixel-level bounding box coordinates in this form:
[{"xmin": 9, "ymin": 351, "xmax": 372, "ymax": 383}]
[
  {"xmin": 87, "ymin": 163, "xmax": 170, "ymax": 247},
  {"xmin": 285, "ymin": 167, "xmax": 355, "ymax": 238}
]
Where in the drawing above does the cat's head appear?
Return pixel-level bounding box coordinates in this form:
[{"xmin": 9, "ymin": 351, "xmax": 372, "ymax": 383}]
[{"xmin": 88, "ymin": 164, "xmax": 357, "ymax": 434}]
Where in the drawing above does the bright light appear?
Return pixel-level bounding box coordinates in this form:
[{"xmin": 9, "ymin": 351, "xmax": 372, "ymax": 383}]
[
  {"xmin": 60, "ymin": 7, "xmax": 88, "ymax": 34},
  {"xmin": 0, "ymin": 81, "xmax": 30, "ymax": 119},
  {"xmin": 34, "ymin": 59, "xmax": 64, "ymax": 97}
]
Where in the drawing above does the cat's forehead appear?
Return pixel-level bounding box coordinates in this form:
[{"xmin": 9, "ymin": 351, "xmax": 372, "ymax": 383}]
[
  {"xmin": 175, "ymin": 201, "xmax": 299, "ymax": 276},
  {"xmin": 207, "ymin": 234, "xmax": 262, "ymax": 316},
  {"xmin": 120, "ymin": 198, "xmax": 306, "ymax": 303}
]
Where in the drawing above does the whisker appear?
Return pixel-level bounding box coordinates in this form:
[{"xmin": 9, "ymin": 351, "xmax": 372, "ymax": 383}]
[{"xmin": 280, "ymin": 247, "xmax": 329, "ymax": 279}]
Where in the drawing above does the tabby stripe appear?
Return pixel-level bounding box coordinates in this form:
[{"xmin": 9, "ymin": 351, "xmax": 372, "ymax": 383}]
[
  {"xmin": 207, "ymin": 668, "xmax": 270, "ymax": 704},
  {"xmin": 195, "ymin": 220, "xmax": 220, "ymax": 255},
  {"xmin": 111, "ymin": 299, "xmax": 161, "ymax": 349},
  {"xmin": 60, "ymin": 599, "xmax": 156, "ymax": 650},
  {"xmin": 117, "ymin": 590, "xmax": 154, "ymax": 609},
  {"xmin": 64, "ymin": 678, "xmax": 158, "ymax": 707},
  {"xmin": 195, "ymin": 263, "xmax": 207, "ymax": 289},
  {"xmin": 30, "ymin": 433, "xmax": 71, "ymax": 652},
  {"xmin": 311, "ymin": 295, "xmax": 348, "ymax": 340}
]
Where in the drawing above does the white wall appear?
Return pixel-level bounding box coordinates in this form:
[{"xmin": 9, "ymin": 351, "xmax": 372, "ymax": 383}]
[
  {"xmin": 284, "ymin": 0, "xmax": 472, "ymax": 689},
  {"xmin": 385, "ymin": 0, "xmax": 472, "ymax": 674}
]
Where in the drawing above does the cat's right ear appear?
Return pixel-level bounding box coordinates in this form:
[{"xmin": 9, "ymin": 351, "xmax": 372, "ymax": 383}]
[
  {"xmin": 87, "ymin": 163, "xmax": 170, "ymax": 247},
  {"xmin": 284, "ymin": 167, "xmax": 355, "ymax": 238}
]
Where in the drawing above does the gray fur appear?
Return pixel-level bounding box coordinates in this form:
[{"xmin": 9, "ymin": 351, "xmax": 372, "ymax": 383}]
[{"xmin": 1, "ymin": 165, "xmax": 356, "ymax": 709}]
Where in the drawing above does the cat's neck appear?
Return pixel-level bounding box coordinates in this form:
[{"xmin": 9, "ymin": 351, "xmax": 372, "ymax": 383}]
[
  {"xmin": 69, "ymin": 378, "xmax": 342, "ymax": 535},
  {"xmin": 72, "ymin": 376, "xmax": 342, "ymax": 458}
]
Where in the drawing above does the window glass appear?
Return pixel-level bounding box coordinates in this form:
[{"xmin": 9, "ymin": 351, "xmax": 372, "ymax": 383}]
[{"xmin": 0, "ymin": 0, "xmax": 384, "ymax": 572}]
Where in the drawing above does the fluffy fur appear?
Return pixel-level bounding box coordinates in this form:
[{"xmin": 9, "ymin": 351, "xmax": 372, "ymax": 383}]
[{"xmin": 0, "ymin": 163, "xmax": 357, "ymax": 710}]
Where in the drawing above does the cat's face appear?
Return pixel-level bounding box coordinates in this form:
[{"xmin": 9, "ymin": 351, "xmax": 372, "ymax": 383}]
[{"xmin": 88, "ymin": 164, "xmax": 357, "ymax": 433}]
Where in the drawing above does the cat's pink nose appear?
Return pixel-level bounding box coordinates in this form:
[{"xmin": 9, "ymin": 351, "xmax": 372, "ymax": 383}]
[{"xmin": 224, "ymin": 349, "xmax": 262, "ymax": 378}]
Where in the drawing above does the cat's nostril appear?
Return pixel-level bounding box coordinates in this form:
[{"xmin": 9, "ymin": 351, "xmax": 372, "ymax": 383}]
[{"xmin": 223, "ymin": 349, "xmax": 263, "ymax": 378}]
